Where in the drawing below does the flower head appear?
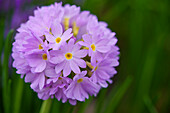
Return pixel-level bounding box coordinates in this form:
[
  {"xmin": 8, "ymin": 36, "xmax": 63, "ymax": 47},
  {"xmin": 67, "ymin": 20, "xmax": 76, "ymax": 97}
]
[{"xmin": 12, "ymin": 2, "xmax": 119, "ymax": 105}]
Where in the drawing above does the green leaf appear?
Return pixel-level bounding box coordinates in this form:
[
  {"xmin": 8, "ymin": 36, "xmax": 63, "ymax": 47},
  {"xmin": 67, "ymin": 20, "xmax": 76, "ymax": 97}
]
[
  {"xmin": 0, "ymin": 16, "xmax": 5, "ymax": 56},
  {"xmin": 78, "ymin": 96, "xmax": 93, "ymax": 113},
  {"xmin": 0, "ymin": 16, "xmax": 5, "ymax": 79},
  {"xmin": 2, "ymin": 30, "xmax": 14, "ymax": 113},
  {"xmin": 143, "ymin": 95, "xmax": 158, "ymax": 113},
  {"xmin": 104, "ymin": 76, "xmax": 132, "ymax": 113},
  {"xmin": 39, "ymin": 99, "xmax": 53, "ymax": 113},
  {"xmin": 61, "ymin": 102, "xmax": 74, "ymax": 113},
  {"xmin": 13, "ymin": 75, "xmax": 24, "ymax": 113},
  {"xmin": 95, "ymin": 88, "xmax": 108, "ymax": 113},
  {"xmin": 51, "ymin": 99, "xmax": 61, "ymax": 113}
]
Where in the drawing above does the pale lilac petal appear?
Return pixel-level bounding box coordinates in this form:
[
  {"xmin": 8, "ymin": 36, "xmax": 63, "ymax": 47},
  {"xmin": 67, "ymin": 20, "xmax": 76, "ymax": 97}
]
[
  {"xmin": 69, "ymin": 100, "xmax": 77, "ymax": 105},
  {"xmin": 79, "ymin": 84, "xmax": 89, "ymax": 99},
  {"xmin": 82, "ymin": 34, "xmax": 92, "ymax": 44},
  {"xmin": 39, "ymin": 73, "xmax": 45, "ymax": 90},
  {"xmin": 67, "ymin": 39, "xmax": 74, "ymax": 51},
  {"xmin": 65, "ymin": 82, "xmax": 76, "ymax": 99},
  {"xmin": 51, "ymin": 43, "xmax": 61, "ymax": 50},
  {"xmin": 63, "ymin": 62, "xmax": 71, "ymax": 77},
  {"xmin": 50, "ymin": 56, "xmax": 65, "ymax": 64},
  {"xmin": 55, "ymin": 61, "xmax": 66, "ymax": 74},
  {"xmin": 51, "ymin": 22, "xmax": 63, "ymax": 37},
  {"xmin": 96, "ymin": 39, "xmax": 109, "ymax": 46},
  {"xmin": 45, "ymin": 67, "xmax": 59, "ymax": 77},
  {"xmin": 27, "ymin": 58, "xmax": 42, "ymax": 68},
  {"xmin": 25, "ymin": 72, "xmax": 35, "ymax": 83},
  {"xmin": 61, "ymin": 28, "xmax": 73, "ymax": 41},
  {"xmin": 98, "ymin": 80, "xmax": 108, "ymax": 88},
  {"xmin": 78, "ymin": 41, "xmax": 89, "ymax": 47},
  {"xmin": 110, "ymin": 59, "xmax": 119, "ymax": 66},
  {"xmin": 97, "ymin": 46, "xmax": 111, "ymax": 53},
  {"xmin": 72, "ymin": 43, "xmax": 81, "ymax": 52},
  {"xmin": 70, "ymin": 60, "xmax": 80, "ymax": 74},
  {"xmin": 97, "ymin": 70, "xmax": 110, "ymax": 80},
  {"xmin": 74, "ymin": 50, "xmax": 87, "ymax": 58},
  {"xmin": 33, "ymin": 61, "xmax": 46, "ymax": 73},
  {"xmin": 73, "ymin": 84, "xmax": 84, "ymax": 101},
  {"xmin": 44, "ymin": 32, "xmax": 56, "ymax": 43},
  {"xmin": 73, "ymin": 58, "xmax": 86, "ymax": 68},
  {"xmin": 90, "ymin": 72, "xmax": 97, "ymax": 83}
]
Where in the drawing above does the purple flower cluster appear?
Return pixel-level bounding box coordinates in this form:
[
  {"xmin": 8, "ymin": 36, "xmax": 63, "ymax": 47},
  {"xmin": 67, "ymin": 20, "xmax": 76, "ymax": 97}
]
[{"xmin": 12, "ymin": 2, "xmax": 119, "ymax": 105}]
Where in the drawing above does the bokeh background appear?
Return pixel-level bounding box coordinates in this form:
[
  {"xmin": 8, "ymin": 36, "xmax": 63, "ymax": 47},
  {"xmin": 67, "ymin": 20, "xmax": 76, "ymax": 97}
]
[{"xmin": 0, "ymin": 0, "xmax": 170, "ymax": 113}]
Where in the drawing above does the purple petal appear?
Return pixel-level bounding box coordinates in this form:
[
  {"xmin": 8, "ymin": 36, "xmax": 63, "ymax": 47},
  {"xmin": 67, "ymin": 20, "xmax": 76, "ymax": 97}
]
[
  {"xmin": 25, "ymin": 72, "xmax": 35, "ymax": 82},
  {"xmin": 63, "ymin": 62, "xmax": 71, "ymax": 77},
  {"xmin": 73, "ymin": 58, "xmax": 86, "ymax": 68},
  {"xmin": 82, "ymin": 34, "xmax": 91, "ymax": 43},
  {"xmin": 74, "ymin": 84, "xmax": 84, "ymax": 101},
  {"xmin": 74, "ymin": 49, "xmax": 87, "ymax": 58},
  {"xmin": 39, "ymin": 73, "xmax": 45, "ymax": 90},
  {"xmin": 45, "ymin": 67, "xmax": 59, "ymax": 77},
  {"xmin": 78, "ymin": 41, "xmax": 89, "ymax": 47},
  {"xmin": 44, "ymin": 32, "xmax": 55, "ymax": 43},
  {"xmin": 97, "ymin": 70, "xmax": 110, "ymax": 80},
  {"xmin": 55, "ymin": 61, "xmax": 66, "ymax": 74},
  {"xmin": 61, "ymin": 28, "xmax": 73, "ymax": 41},
  {"xmin": 70, "ymin": 60, "xmax": 80, "ymax": 74},
  {"xmin": 51, "ymin": 22, "xmax": 63, "ymax": 37},
  {"xmin": 33, "ymin": 61, "xmax": 46, "ymax": 73},
  {"xmin": 69, "ymin": 99, "xmax": 77, "ymax": 105},
  {"xmin": 50, "ymin": 55, "xmax": 65, "ymax": 64},
  {"xmin": 97, "ymin": 46, "xmax": 110, "ymax": 53}
]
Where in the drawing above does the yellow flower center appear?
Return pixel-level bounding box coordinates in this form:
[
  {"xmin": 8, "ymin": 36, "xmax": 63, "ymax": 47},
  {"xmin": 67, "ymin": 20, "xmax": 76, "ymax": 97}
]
[
  {"xmin": 65, "ymin": 53, "xmax": 73, "ymax": 60},
  {"xmin": 42, "ymin": 54, "xmax": 47, "ymax": 60},
  {"xmin": 56, "ymin": 37, "xmax": 61, "ymax": 43},
  {"xmin": 77, "ymin": 78, "xmax": 83, "ymax": 83},
  {"xmin": 39, "ymin": 44, "xmax": 43, "ymax": 50},
  {"xmin": 91, "ymin": 44, "xmax": 96, "ymax": 51}
]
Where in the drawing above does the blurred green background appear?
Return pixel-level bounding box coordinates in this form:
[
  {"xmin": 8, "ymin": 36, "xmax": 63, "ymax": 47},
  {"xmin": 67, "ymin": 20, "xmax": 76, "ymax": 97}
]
[{"xmin": 0, "ymin": 0, "xmax": 170, "ymax": 113}]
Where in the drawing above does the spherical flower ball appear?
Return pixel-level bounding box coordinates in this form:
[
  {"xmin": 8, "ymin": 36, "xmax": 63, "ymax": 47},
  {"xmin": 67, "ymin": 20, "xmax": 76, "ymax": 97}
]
[{"xmin": 12, "ymin": 2, "xmax": 120, "ymax": 105}]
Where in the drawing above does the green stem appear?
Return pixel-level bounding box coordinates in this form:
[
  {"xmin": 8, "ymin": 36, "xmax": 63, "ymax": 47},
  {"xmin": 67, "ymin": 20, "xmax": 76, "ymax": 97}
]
[{"xmin": 39, "ymin": 99, "xmax": 53, "ymax": 113}]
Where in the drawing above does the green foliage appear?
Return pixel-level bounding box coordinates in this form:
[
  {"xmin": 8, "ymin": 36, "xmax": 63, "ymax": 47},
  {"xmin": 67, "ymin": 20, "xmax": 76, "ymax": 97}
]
[
  {"xmin": 104, "ymin": 76, "xmax": 132, "ymax": 113},
  {"xmin": 39, "ymin": 99, "xmax": 53, "ymax": 113},
  {"xmin": 2, "ymin": 30, "xmax": 14, "ymax": 113},
  {"xmin": 0, "ymin": 0, "xmax": 170, "ymax": 113}
]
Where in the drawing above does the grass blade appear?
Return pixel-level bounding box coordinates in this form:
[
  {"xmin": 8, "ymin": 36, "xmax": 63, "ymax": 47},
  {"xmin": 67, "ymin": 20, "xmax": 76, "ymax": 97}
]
[
  {"xmin": 95, "ymin": 88, "xmax": 108, "ymax": 113},
  {"xmin": 2, "ymin": 30, "xmax": 14, "ymax": 113},
  {"xmin": 13, "ymin": 75, "xmax": 24, "ymax": 113},
  {"xmin": 143, "ymin": 95, "xmax": 158, "ymax": 113},
  {"xmin": 105, "ymin": 76, "xmax": 132, "ymax": 113},
  {"xmin": 39, "ymin": 99, "xmax": 53, "ymax": 113},
  {"xmin": 51, "ymin": 99, "xmax": 61, "ymax": 113},
  {"xmin": 78, "ymin": 97, "xmax": 93, "ymax": 113}
]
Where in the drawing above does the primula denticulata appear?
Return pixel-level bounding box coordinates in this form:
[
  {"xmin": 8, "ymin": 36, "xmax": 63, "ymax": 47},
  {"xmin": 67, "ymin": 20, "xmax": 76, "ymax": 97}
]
[{"xmin": 12, "ymin": 2, "xmax": 120, "ymax": 105}]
